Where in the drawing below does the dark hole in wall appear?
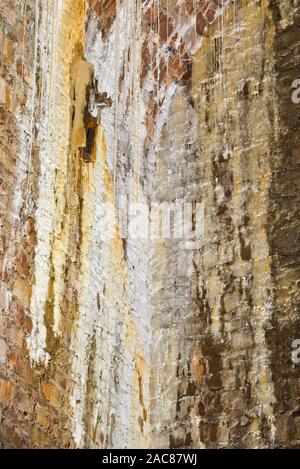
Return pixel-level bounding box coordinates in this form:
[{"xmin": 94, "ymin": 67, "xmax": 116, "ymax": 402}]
[
  {"xmin": 239, "ymin": 232, "xmax": 252, "ymax": 261},
  {"xmin": 81, "ymin": 88, "xmax": 98, "ymax": 163},
  {"xmin": 83, "ymin": 125, "xmax": 97, "ymax": 162}
]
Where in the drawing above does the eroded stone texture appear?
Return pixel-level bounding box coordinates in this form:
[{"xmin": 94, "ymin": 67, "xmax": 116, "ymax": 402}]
[{"xmin": 0, "ymin": 0, "xmax": 299, "ymax": 448}]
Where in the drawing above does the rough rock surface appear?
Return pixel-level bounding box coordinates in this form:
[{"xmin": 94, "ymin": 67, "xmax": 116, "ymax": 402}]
[{"xmin": 0, "ymin": 0, "xmax": 299, "ymax": 448}]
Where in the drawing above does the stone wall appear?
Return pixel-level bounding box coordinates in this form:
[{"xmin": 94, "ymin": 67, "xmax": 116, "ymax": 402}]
[{"xmin": 0, "ymin": 0, "xmax": 299, "ymax": 448}]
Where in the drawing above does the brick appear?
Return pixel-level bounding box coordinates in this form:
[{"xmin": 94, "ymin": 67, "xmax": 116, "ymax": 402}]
[
  {"xmin": 41, "ymin": 382, "xmax": 60, "ymax": 408},
  {"xmin": 35, "ymin": 404, "xmax": 50, "ymax": 429},
  {"xmin": 196, "ymin": 13, "xmax": 206, "ymax": 35},
  {"xmin": 12, "ymin": 276, "xmax": 31, "ymax": 310},
  {"xmin": 0, "ymin": 377, "xmax": 15, "ymax": 405}
]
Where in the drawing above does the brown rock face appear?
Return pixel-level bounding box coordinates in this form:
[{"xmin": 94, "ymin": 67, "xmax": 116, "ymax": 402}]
[{"xmin": 0, "ymin": 0, "xmax": 299, "ymax": 449}]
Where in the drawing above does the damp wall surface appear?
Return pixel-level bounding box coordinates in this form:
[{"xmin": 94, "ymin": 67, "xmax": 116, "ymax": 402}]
[{"xmin": 0, "ymin": 0, "xmax": 299, "ymax": 448}]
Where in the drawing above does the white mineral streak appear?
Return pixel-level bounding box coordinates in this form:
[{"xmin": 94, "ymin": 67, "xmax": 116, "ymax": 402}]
[
  {"xmin": 113, "ymin": 0, "xmax": 120, "ymax": 196},
  {"xmin": 69, "ymin": 1, "xmax": 151, "ymax": 447},
  {"xmin": 131, "ymin": 0, "xmax": 142, "ymax": 200},
  {"xmin": 27, "ymin": 0, "xmax": 63, "ymax": 363},
  {"xmin": 69, "ymin": 124, "xmax": 138, "ymax": 447},
  {"xmin": 26, "ymin": 0, "xmax": 39, "ymax": 190},
  {"xmin": 69, "ymin": 158, "xmax": 96, "ymax": 447},
  {"xmin": 50, "ymin": 0, "xmax": 85, "ymax": 338},
  {"xmin": 86, "ymin": 1, "xmax": 150, "ymax": 349}
]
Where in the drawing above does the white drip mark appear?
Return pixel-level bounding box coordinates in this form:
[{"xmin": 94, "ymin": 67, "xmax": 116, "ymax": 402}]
[
  {"xmin": 193, "ymin": 0, "xmax": 197, "ymax": 45},
  {"xmin": 27, "ymin": 0, "xmax": 61, "ymax": 364},
  {"xmin": 21, "ymin": 0, "xmax": 28, "ymax": 86},
  {"xmin": 113, "ymin": 0, "xmax": 120, "ymax": 199},
  {"xmin": 157, "ymin": 0, "xmax": 160, "ymax": 100},
  {"xmin": 25, "ymin": 0, "xmax": 39, "ymax": 202},
  {"xmin": 166, "ymin": 0, "xmax": 169, "ymax": 137}
]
